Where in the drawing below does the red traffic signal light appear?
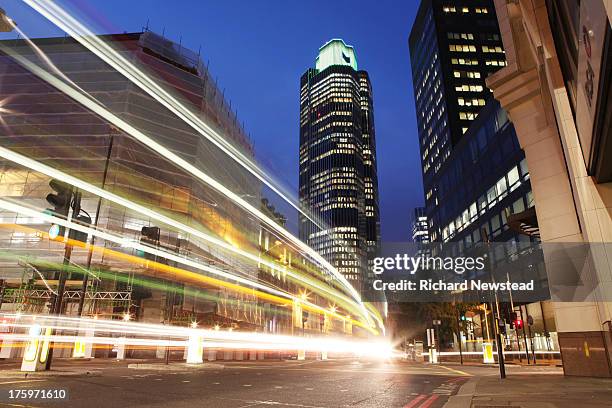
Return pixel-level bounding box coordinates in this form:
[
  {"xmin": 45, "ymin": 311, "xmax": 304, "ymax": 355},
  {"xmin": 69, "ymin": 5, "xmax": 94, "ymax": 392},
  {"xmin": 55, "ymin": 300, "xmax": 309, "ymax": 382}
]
[{"xmin": 514, "ymin": 319, "xmax": 524, "ymax": 330}]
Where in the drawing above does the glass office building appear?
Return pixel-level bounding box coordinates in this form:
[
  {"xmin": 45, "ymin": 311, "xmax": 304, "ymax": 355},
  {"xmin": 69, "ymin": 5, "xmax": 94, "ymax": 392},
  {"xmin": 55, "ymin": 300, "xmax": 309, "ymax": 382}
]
[
  {"xmin": 299, "ymin": 39, "xmax": 381, "ymax": 291},
  {"xmin": 409, "ymin": 0, "xmax": 507, "ymax": 241}
]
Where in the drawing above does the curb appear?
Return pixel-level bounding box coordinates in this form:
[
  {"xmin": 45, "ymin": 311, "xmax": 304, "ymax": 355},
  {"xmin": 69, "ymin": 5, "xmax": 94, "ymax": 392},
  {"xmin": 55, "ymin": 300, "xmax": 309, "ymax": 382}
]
[
  {"xmin": 442, "ymin": 376, "xmax": 478, "ymax": 408},
  {"xmin": 0, "ymin": 370, "xmax": 102, "ymax": 379},
  {"xmin": 127, "ymin": 362, "xmax": 224, "ymax": 371}
]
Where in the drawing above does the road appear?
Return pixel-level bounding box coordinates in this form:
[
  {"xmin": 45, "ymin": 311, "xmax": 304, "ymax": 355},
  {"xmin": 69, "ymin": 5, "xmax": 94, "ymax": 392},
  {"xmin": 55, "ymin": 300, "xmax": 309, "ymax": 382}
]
[{"xmin": 0, "ymin": 359, "xmax": 471, "ymax": 408}]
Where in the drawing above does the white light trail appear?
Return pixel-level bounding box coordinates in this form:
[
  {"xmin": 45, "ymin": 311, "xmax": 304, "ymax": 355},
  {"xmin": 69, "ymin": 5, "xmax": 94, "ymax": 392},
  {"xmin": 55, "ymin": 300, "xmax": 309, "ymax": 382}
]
[
  {"xmin": 0, "ymin": 198, "xmax": 376, "ymax": 333},
  {"xmin": 20, "ymin": 0, "xmax": 374, "ymax": 328},
  {"xmin": 0, "ymin": 43, "xmax": 380, "ymax": 332},
  {"xmin": 1, "ymin": 314, "xmax": 393, "ymax": 358},
  {"xmin": 0, "ymin": 145, "xmax": 361, "ymax": 317}
]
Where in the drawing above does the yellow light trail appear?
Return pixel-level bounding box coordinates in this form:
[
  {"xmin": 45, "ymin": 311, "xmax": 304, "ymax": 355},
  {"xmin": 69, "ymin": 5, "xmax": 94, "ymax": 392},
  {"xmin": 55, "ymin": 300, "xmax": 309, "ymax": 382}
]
[
  {"xmin": 16, "ymin": 0, "xmax": 378, "ymax": 330},
  {"xmin": 0, "ymin": 146, "xmax": 368, "ymax": 323},
  {"xmin": 0, "ymin": 219, "xmax": 376, "ymax": 334}
]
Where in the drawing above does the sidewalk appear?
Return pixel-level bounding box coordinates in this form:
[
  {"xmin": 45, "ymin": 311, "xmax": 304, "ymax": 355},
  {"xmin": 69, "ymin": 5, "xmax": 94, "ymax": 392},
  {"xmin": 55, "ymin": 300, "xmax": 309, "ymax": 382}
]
[{"xmin": 445, "ymin": 371, "xmax": 612, "ymax": 408}]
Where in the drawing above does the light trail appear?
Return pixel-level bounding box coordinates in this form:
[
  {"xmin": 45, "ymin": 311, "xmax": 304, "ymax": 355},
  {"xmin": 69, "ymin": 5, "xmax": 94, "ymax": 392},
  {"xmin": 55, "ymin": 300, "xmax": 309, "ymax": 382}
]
[
  {"xmin": 21, "ymin": 0, "xmax": 318, "ymax": 233},
  {"xmin": 0, "ymin": 48, "xmax": 382, "ymax": 332},
  {"xmin": 18, "ymin": 0, "xmax": 376, "ymax": 329},
  {"xmin": 0, "ymin": 206, "xmax": 377, "ymax": 333},
  {"xmin": 0, "ymin": 313, "xmax": 393, "ymax": 358},
  {"xmin": 0, "ymin": 145, "xmax": 361, "ymax": 316}
]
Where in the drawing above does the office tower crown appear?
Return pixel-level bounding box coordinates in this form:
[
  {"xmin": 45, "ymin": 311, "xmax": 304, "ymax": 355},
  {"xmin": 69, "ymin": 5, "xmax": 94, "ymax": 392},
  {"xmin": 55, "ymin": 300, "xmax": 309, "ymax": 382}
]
[{"xmin": 315, "ymin": 39, "xmax": 358, "ymax": 72}]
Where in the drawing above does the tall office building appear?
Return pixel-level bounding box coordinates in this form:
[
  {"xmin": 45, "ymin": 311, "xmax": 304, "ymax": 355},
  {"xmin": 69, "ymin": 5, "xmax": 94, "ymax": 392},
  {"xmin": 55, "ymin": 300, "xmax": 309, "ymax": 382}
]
[
  {"xmin": 408, "ymin": 0, "xmax": 558, "ymax": 364},
  {"xmin": 299, "ymin": 39, "xmax": 380, "ymax": 290},
  {"xmin": 409, "ymin": 0, "xmax": 506, "ymax": 241}
]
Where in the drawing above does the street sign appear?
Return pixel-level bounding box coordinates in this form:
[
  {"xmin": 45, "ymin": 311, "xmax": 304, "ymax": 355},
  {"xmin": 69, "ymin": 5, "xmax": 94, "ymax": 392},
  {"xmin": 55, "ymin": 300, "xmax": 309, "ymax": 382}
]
[{"xmin": 527, "ymin": 315, "xmax": 534, "ymax": 326}]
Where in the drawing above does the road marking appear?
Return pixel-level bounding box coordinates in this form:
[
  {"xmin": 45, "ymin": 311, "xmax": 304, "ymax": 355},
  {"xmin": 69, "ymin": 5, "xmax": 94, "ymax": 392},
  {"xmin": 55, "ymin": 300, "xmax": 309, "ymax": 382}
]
[
  {"xmin": 0, "ymin": 380, "xmax": 46, "ymax": 385},
  {"xmin": 243, "ymin": 384, "xmax": 252, "ymax": 387},
  {"xmin": 420, "ymin": 394, "xmax": 439, "ymax": 408},
  {"xmin": 216, "ymin": 397, "xmax": 327, "ymax": 408},
  {"xmin": 305, "ymin": 387, "xmax": 314, "ymax": 390},
  {"xmin": 213, "ymin": 382, "xmax": 221, "ymax": 385},
  {"xmin": 182, "ymin": 380, "xmax": 190, "ymax": 383},
  {"xmin": 438, "ymin": 365, "xmax": 472, "ymax": 376},
  {"xmin": 403, "ymin": 394, "xmax": 426, "ymax": 408},
  {"xmin": 274, "ymin": 386, "xmax": 283, "ymax": 389}
]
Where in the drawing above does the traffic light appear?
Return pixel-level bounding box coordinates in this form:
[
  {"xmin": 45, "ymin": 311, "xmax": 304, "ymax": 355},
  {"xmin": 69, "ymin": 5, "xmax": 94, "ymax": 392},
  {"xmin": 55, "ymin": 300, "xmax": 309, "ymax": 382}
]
[
  {"xmin": 68, "ymin": 214, "xmax": 92, "ymax": 243},
  {"xmin": 302, "ymin": 310, "xmax": 308, "ymax": 324},
  {"xmin": 45, "ymin": 179, "xmax": 73, "ymax": 238},
  {"xmin": 140, "ymin": 226, "xmax": 160, "ymax": 261},
  {"xmin": 514, "ymin": 319, "xmax": 524, "ymax": 330}
]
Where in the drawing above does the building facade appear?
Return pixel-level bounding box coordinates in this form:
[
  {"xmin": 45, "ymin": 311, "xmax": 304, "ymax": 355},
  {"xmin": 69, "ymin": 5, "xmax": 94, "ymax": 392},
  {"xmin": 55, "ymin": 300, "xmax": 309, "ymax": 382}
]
[
  {"xmin": 487, "ymin": 0, "xmax": 612, "ymax": 377},
  {"xmin": 299, "ymin": 39, "xmax": 381, "ymax": 291},
  {"xmin": 0, "ymin": 32, "xmax": 262, "ymax": 335},
  {"xmin": 411, "ymin": 207, "xmax": 430, "ymax": 243},
  {"xmin": 409, "ymin": 0, "xmax": 558, "ymax": 357},
  {"xmin": 409, "ymin": 0, "xmax": 507, "ymax": 241}
]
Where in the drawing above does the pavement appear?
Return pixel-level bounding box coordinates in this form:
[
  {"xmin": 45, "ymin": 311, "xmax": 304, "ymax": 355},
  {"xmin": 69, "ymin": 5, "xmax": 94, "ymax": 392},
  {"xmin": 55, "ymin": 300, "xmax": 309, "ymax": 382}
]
[{"xmin": 0, "ymin": 359, "xmax": 609, "ymax": 407}]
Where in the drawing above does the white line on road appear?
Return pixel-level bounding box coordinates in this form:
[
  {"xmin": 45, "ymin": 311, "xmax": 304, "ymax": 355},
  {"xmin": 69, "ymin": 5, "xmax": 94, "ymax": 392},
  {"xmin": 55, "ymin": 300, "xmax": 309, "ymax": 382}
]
[{"xmin": 0, "ymin": 380, "xmax": 46, "ymax": 385}]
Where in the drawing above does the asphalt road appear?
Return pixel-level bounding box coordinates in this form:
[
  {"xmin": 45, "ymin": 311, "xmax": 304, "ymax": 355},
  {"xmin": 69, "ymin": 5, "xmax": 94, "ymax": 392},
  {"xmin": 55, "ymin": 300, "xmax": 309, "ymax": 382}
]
[{"xmin": 0, "ymin": 359, "xmax": 470, "ymax": 408}]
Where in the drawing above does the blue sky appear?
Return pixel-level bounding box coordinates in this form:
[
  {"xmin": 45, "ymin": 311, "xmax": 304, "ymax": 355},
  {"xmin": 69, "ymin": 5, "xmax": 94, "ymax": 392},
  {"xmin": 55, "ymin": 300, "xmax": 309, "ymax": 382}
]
[{"xmin": 2, "ymin": 0, "xmax": 423, "ymax": 241}]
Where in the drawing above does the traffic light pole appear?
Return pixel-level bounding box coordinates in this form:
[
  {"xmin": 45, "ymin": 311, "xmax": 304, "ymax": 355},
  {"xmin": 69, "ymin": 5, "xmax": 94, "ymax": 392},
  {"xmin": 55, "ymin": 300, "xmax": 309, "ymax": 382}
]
[
  {"xmin": 482, "ymin": 228, "xmax": 506, "ymax": 379},
  {"xmin": 78, "ymin": 132, "xmax": 114, "ymax": 316},
  {"xmin": 46, "ymin": 189, "xmax": 81, "ymax": 370},
  {"xmin": 519, "ymin": 306, "xmax": 531, "ymax": 364},
  {"xmin": 456, "ymin": 310, "xmax": 463, "ymax": 365}
]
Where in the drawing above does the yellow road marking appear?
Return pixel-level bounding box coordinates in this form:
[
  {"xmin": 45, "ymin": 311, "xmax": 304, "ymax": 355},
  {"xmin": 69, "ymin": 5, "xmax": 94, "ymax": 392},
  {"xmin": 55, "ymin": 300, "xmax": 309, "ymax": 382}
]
[{"xmin": 437, "ymin": 365, "xmax": 472, "ymax": 376}]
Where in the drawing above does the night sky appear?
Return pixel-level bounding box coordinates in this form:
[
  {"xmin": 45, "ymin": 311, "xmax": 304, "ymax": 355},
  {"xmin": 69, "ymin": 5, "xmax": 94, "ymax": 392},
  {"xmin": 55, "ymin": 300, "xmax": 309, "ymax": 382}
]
[{"xmin": 2, "ymin": 0, "xmax": 423, "ymax": 242}]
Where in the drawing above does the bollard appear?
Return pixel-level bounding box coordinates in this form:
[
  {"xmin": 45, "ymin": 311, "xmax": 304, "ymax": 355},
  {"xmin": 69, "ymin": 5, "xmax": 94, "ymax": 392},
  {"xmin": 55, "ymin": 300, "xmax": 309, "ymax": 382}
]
[
  {"xmin": 483, "ymin": 342, "xmax": 494, "ymax": 363},
  {"xmin": 84, "ymin": 329, "xmax": 95, "ymax": 359},
  {"xmin": 0, "ymin": 339, "xmax": 15, "ymax": 359},
  {"xmin": 115, "ymin": 338, "xmax": 126, "ymax": 360},
  {"xmin": 21, "ymin": 325, "xmax": 51, "ymax": 372},
  {"xmin": 186, "ymin": 334, "xmax": 203, "ymax": 364}
]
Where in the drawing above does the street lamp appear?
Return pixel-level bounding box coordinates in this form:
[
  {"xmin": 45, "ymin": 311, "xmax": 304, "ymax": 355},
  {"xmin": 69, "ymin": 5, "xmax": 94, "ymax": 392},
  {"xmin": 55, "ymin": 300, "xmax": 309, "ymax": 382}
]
[{"xmin": 122, "ymin": 313, "xmax": 131, "ymax": 321}]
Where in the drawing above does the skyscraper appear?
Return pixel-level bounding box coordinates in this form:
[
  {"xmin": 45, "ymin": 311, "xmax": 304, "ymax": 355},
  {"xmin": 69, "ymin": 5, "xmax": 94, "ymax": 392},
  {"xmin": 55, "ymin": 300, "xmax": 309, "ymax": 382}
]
[
  {"xmin": 409, "ymin": 0, "xmax": 506, "ymax": 241},
  {"xmin": 299, "ymin": 39, "xmax": 380, "ymax": 290}
]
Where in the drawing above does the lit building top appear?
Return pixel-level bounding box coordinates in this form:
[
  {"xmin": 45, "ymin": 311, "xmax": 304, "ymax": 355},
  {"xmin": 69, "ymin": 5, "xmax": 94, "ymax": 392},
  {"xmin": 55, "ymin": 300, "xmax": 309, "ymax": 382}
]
[{"xmin": 315, "ymin": 39, "xmax": 358, "ymax": 72}]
